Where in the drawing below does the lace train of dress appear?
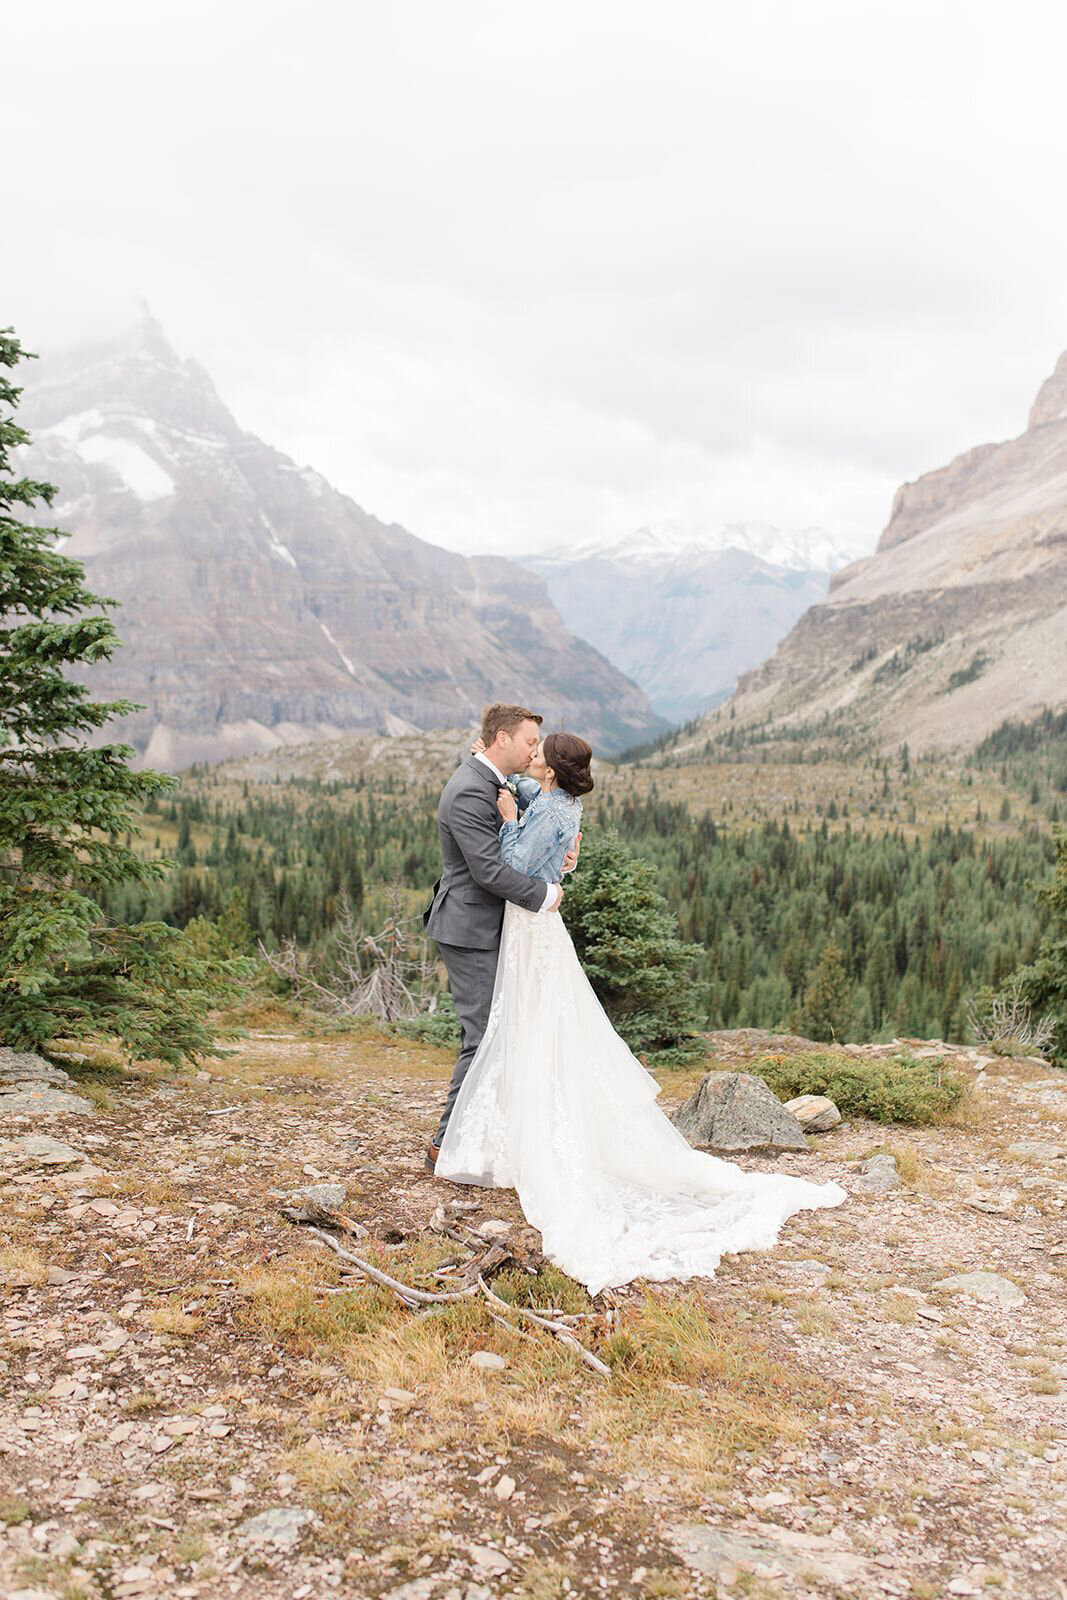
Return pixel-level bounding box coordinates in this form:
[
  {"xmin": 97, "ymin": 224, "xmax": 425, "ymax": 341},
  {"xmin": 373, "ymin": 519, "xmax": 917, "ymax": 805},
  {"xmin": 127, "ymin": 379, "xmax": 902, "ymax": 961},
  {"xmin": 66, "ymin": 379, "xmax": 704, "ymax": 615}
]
[{"xmin": 436, "ymin": 902, "xmax": 847, "ymax": 1296}]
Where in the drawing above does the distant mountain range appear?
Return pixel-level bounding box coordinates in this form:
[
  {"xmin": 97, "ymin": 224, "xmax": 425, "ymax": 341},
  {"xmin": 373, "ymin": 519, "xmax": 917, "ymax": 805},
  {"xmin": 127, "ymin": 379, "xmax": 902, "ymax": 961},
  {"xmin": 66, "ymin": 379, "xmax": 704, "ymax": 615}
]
[
  {"xmin": 662, "ymin": 351, "xmax": 1067, "ymax": 757},
  {"xmin": 17, "ymin": 316, "xmax": 665, "ymax": 768},
  {"xmin": 521, "ymin": 523, "xmax": 868, "ymax": 723}
]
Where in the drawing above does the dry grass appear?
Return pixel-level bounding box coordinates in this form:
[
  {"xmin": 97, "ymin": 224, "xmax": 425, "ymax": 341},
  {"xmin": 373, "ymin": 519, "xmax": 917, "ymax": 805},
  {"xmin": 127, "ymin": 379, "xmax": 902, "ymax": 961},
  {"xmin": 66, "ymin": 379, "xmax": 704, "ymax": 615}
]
[
  {"xmin": 277, "ymin": 1444, "xmax": 361, "ymax": 1494},
  {"xmin": 235, "ymin": 1240, "xmax": 825, "ymax": 1492},
  {"xmin": 0, "ymin": 1245, "xmax": 48, "ymax": 1289},
  {"xmin": 87, "ymin": 1174, "xmax": 183, "ymax": 1206},
  {"xmin": 882, "ymin": 1291, "xmax": 920, "ymax": 1325},
  {"xmin": 142, "ymin": 1308, "xmax": 203, "ymax": 1337}
]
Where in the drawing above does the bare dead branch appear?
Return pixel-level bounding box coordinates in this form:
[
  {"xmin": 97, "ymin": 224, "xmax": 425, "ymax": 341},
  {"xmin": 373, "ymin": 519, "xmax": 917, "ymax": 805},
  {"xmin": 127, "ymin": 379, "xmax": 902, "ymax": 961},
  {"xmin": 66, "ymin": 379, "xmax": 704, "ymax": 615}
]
[{"xmin": 476, "ymin": 1275, "xmax": 612, "ymax": 1378}]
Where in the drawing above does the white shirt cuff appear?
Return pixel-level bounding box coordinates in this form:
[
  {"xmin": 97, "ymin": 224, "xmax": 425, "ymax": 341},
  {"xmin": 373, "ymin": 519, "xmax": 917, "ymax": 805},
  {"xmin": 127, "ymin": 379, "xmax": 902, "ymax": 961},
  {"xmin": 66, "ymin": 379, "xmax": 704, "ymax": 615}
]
[{"xmin": 538, "ymin": 882, "xmax": 558, "ymax": 912}]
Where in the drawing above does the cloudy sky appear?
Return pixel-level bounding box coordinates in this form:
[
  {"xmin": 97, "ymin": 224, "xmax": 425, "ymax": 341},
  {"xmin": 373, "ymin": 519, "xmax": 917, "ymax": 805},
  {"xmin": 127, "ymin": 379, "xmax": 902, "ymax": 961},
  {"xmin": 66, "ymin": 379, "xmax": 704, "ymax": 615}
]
[{"xmin": 7, "ymin": 1, "xmax": 1067, "ymax": 557}]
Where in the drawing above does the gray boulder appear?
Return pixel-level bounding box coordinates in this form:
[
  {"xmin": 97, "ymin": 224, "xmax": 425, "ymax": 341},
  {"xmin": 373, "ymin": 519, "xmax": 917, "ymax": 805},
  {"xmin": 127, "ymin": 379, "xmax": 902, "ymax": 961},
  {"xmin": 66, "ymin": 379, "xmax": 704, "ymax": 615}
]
[{"xmin": 672, "ymin": 1071, "xmax": 808, "ymax": 1153}]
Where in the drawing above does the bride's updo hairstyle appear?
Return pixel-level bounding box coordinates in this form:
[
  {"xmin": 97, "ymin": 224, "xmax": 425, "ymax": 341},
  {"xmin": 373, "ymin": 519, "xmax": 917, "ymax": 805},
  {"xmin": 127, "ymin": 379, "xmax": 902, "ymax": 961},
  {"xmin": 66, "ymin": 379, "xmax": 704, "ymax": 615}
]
[{"xmin": 544, "ymin": 732, "xmax": 594, "ymax": 798}]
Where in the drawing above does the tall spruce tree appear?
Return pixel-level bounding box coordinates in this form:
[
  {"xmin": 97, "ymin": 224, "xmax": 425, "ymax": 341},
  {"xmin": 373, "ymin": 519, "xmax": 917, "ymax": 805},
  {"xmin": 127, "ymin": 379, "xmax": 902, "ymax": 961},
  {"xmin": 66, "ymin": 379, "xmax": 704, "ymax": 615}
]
[
  {"xmin": 0, "ymin": 329, "xmax": 240, "ymax": 1063},
  {"xmin": 1013, "ymin": 824, "xmax": 1067, "ymax": 1067},
  {"xmin": 562, "ymin": 828, "xmax": 702, "ymax": 1057}
]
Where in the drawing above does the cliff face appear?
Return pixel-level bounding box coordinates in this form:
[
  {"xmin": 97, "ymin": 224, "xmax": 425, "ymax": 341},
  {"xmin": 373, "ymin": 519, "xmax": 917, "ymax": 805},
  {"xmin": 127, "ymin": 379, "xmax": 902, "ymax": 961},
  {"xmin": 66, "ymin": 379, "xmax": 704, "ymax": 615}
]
[
  {"xmin": 673, "ymin": 352, "xmax": 1067, "ymax": 755},
  {"xmin": 18, "ymin": 318, "xmax": 665, "ymax": 767}
]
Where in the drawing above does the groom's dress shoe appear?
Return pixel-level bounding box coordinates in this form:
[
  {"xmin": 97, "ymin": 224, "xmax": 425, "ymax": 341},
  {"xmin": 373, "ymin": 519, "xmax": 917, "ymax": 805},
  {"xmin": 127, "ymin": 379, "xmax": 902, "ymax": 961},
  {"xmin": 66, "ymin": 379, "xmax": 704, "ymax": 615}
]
[{"xmin": 425, "ymin": 1140, "xmax": 440, "ymax": 1173}]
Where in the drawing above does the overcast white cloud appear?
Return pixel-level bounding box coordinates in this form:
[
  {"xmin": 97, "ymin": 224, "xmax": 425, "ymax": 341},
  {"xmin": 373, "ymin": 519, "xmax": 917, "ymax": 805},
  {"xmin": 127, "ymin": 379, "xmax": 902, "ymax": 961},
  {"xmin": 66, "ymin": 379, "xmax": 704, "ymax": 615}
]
[{"xmin": 6, "ymin": 0, "xmax": 1067, "ymax": 555}]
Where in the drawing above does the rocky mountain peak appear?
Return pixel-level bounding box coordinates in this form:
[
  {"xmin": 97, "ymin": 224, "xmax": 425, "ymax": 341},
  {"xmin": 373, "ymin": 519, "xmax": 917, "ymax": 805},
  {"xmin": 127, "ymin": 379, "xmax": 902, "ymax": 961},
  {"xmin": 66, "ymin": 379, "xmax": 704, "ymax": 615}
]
[
  {"xmin": 1027, "ymin": 349, "xmax": 1067, "ymax": 430},
  {"xmin": 18, "ymin": 321, "xmax": 664, "ymax": 766}
]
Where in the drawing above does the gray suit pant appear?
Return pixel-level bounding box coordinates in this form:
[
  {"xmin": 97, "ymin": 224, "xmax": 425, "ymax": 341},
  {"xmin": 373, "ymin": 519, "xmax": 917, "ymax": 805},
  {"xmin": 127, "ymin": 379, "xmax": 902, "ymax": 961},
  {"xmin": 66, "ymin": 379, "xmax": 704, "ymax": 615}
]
[{"xmin": 434, "ymin": 939, "xmax": 500, "ymax": 1147}]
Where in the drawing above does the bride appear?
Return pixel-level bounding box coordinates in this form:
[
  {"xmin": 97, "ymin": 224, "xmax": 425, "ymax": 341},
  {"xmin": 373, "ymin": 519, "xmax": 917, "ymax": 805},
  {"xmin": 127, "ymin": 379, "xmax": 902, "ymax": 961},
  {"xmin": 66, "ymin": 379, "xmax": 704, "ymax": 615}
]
[{"xmin": 435, "ymin": 731, "xmax": 846, "ymax": 1295}]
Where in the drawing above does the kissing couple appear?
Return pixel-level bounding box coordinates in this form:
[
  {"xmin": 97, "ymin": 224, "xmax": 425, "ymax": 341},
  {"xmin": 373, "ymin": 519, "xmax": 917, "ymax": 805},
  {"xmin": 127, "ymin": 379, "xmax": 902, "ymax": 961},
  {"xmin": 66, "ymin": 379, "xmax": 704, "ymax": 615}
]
[{"xmin": 423, "ymin": 703, "xmax": 844, "ymax": 1296}]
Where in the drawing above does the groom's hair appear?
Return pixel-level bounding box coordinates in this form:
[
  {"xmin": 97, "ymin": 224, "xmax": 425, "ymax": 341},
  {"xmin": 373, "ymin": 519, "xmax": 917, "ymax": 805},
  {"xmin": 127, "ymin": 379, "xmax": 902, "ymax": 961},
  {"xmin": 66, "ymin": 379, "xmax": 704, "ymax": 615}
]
[{"xmin": 482, "ymin": 703, "xmax": 542, "ymax": 746}]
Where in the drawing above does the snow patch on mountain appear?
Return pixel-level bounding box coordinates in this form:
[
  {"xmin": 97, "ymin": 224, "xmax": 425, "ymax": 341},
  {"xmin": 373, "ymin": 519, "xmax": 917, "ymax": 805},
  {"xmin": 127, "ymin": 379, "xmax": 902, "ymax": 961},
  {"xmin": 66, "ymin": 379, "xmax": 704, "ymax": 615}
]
[
  {"xmin": 77, "ymin": 434, "xmax": 175, "ymax": 501},
  {"xmin": 317, "ymin": 619, "xmax": 357, "ymax": 677}
]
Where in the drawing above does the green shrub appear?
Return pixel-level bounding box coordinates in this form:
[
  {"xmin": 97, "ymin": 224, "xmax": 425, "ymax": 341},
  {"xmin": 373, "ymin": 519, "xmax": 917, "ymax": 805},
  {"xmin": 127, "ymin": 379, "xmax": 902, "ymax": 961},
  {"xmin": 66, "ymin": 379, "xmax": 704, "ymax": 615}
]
[
  {"xmin": 752, "ymin": 1048, "xmax": 967, "ymax": 1125},
  {"xmin": 392, "ymin": 992, "xmax": 461, "ymax": 1048}
]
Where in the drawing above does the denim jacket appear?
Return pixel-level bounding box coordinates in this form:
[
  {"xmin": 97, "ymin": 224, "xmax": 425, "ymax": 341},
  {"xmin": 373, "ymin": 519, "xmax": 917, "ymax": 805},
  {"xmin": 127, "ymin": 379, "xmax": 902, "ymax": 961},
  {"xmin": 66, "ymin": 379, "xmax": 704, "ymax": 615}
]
[{"xmin": 499, "ymin": 777, "xmax": 582, "ymax": 883}]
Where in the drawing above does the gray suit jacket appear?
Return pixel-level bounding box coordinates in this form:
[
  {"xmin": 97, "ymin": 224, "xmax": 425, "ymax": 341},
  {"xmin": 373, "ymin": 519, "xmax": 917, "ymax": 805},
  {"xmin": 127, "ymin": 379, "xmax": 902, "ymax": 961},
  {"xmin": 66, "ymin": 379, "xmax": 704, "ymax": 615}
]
[{"xmin": 423, "ymin": 757, "xmax": 548, "ymax": 949}]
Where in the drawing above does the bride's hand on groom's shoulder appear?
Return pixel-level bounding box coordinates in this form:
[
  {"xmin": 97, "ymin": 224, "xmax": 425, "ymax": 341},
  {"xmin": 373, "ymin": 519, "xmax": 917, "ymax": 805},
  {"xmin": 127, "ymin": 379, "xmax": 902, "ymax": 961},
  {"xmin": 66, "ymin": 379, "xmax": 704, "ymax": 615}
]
[
  {"xmin": 471, "ymin": 736, "xmax": 487, "ymax": 755},
  {"xmin": 496, "ymin": 786, "xmax": 518, "ymax": 823}
]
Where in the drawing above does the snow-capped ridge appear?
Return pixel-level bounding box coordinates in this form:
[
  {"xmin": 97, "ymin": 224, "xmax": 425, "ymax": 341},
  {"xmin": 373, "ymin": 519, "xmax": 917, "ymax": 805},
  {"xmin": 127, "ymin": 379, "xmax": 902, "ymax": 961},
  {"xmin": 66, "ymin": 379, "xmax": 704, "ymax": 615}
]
[{"xmin": 533, "ymin": 521, "xmax": 869, "ymax": 575}]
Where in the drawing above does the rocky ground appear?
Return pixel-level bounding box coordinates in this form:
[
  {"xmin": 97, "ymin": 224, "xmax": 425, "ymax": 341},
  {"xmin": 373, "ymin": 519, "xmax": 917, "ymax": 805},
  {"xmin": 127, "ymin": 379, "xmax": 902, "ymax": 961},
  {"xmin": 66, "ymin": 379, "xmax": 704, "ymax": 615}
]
[{"xmin": 1, "ymin": 1021, "xmax": 1066, "ymax": 1600}]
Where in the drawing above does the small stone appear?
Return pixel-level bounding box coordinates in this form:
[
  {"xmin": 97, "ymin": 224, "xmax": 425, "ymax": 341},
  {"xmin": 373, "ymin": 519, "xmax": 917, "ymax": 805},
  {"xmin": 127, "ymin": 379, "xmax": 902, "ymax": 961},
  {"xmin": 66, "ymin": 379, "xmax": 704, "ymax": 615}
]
[
  {"xmin": 474, "ymin": 1464, "xmax": 497, "ymax": 1484},
  {"xmin": 66, "ymin": 1345, "xmax": 102, "ymax": 1361},
  {"xmin": 933, "ymin": 1271, "xmax": 1026, "ymax": 1307},
  {"xmin": 163, "ymin": 1416, "xmax": 198, "ymax": 1436},
  {"xmin": 47, "ymin": 1266, "xmax": 79, "ymax": 1285},
  {"xmin": 855, "ymin": 1154, "xmax": 901, "ymax": 1194},
  {"xmin": 783, "ymin": 1094, "xmax": 842, "ymax": 1132},
  {"xmin": 468, "ymin": 1351, "xmax": 508, "ymax": 1372},
  {"xmin": 237, "ymin": 1506, "xmax": 318, "ymax": 1549},
  {"xmin": 89, "ymin": 1198, "xmax": 119, "ymax": 1217},
  {"xmin": 14, "ymin": 1135, "xmax": 89, "ymax": 1168},
  {"xmin": 70, "ymin": 1476, "xmax": 101, "ymax": 1499},
  {"xmin": 468, "ymin": 1545, "xmax": 512, "ymax": 1575},
  {"xmin": 291, "ymin": 1182, "xmax": 346, "ymax": 1210},
  {"xmin": 476, "ymin": 1219, "xmax": 512, "ymax": 1239},
  {"xmin": 1007, "ymin": 1141, "xmax": 1066, "ymax": 1162},
  {"xmin": 382, "ymin": 1386, "xmax": 417, "ymax": 1404},
  {"xmin": 493, "ymin": 1473, "xmax": 516, "ymax": 1501}
]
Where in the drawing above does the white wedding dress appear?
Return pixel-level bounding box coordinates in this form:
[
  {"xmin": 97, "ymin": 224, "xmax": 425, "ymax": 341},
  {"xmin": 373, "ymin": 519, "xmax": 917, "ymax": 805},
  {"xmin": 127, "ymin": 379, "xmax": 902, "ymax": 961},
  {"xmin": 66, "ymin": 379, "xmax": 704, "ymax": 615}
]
[{"xmin": 436, "ymin": 808, "xmax": 846, "ymax": 1293}]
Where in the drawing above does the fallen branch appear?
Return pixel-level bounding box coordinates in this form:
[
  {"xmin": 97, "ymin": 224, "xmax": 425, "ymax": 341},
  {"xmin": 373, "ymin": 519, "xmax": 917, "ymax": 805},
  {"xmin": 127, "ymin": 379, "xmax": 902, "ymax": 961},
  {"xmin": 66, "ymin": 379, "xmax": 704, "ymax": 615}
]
[
  {"xmin": 476, "ymin": 1275, "xmax": 611, "ymax": 1379},
  {"xmin": 305, "ymin": 1226, "xmax": 477, "ymax": 1307},
  {"xmin": 287, "ymin": 1212, "xmax": 611, "ymax": 1379}
]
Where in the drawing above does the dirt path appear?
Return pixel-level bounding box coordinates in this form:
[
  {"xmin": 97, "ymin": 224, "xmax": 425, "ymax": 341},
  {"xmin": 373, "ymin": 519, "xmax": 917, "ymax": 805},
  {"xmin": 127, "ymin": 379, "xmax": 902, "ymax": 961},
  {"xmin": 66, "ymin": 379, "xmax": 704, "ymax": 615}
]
[{"xmin": 1, "ymin": 1024, "xmax": 1065, "ymax": 1600}]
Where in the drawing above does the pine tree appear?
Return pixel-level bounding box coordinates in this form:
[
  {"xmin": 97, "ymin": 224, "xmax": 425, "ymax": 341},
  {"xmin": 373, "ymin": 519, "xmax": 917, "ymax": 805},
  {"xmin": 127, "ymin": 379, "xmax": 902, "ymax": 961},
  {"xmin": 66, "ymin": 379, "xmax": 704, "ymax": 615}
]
[
  {"xmin": 793, "ymin": 938, "xmax": 853, "ymax": 1042},
  {"xmin": 0, "ymin": 329, "xmax": 243, "ymax": 1063},
  {"xmin": 1012, "ymin": 824, "xmax": 1067, "ymax": 1067},
  {"xmin": 562, "ymin": 829, "xmax": 702, "ymax": 1057}
]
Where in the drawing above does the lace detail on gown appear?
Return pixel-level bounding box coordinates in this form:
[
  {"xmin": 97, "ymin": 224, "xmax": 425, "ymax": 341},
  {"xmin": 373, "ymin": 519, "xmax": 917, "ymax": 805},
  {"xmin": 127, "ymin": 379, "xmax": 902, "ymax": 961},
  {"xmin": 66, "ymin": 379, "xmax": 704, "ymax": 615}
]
[{"xmin": 437, "ymin": 902, "xmax": 846, "ymax": 1295}]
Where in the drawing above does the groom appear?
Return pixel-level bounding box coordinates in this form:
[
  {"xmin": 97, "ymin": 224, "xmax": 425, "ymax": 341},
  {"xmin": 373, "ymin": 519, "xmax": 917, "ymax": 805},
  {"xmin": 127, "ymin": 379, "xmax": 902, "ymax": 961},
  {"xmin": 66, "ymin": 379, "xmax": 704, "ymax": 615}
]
[{"xmin": 422, "ymin": 703, "xmax": 577, "ymax": 1172}]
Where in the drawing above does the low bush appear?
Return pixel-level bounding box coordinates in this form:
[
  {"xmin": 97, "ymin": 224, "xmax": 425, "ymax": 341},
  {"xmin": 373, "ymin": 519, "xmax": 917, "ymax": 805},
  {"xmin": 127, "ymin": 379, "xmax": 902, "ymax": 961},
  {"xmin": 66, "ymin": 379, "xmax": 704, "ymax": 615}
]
[{"xmin": 751, "ymin": 1048, "xmax": 967, "ymax": 1125}]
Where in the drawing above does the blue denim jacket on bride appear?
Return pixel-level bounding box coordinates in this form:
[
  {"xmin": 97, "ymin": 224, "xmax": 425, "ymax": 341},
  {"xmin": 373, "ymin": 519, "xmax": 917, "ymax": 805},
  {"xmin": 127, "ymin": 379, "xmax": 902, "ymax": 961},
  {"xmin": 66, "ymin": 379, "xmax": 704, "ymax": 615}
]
[{"xmin": 499, "ymin": 775, "xmax": 582, "ymax": 883}]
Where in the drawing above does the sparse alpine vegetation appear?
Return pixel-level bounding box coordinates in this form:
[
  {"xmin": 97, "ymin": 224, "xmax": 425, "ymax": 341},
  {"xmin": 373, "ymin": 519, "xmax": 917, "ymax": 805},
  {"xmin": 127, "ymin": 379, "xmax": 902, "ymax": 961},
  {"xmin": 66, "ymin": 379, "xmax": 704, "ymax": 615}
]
[{"xmin": 751, "ymin": 1048, "xmax": 969, "ymax": 1125}]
